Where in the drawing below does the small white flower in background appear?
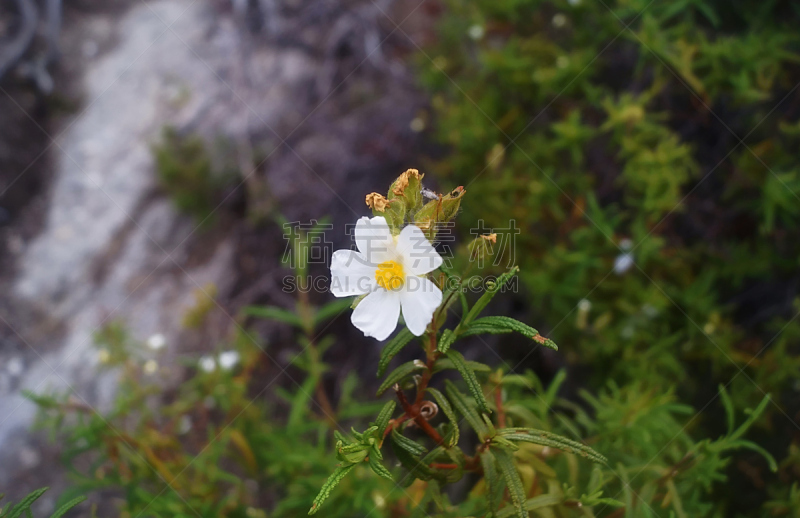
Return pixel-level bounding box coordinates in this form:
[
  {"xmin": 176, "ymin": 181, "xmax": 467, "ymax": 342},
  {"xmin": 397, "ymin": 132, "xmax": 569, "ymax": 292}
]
[
  {"xmin": 143, "ymin": 359, "xmax": 159, "ymax": 375},
  {"xmin": 199, "ymin": 355, "xmax": 216, "ymax": 372},
  {"xmin": 330, "ymin": 216, "xmax": 443, "ymax": 341},
  {"xmin": 614, "ymin": 239, "xmax": 634, "ymax": 275},
  {"xmin": 614, "ymin": 253, "xmax": 634, "ymax": 275},
  {"xmin": 146, "ymin": 333, "xmax": 166, "ymax": 351},
  {"xmin": 468, "ymin": 24, "xmax": 485, "ymax": 40},
  {"xmin": 97, "ymin": 349, "xmax": 111, "ymax": 364},
  {"xmin": 6, "ymin": 356, "xmax": 23, "ymax": 376},
  {"xmin": 178, "ymin": 415, "xmax": 193, "ymax": 434},
  {"xmin": 568, "ymin": 0, "xmax": 581, "ymax": 6},
  {"xmin": 218, "ymin": 350, "xmax": 240, "ymax": 370},
  {"xmin": 552, "ymin": 13, "xmax": 567, "ymax": 28}
]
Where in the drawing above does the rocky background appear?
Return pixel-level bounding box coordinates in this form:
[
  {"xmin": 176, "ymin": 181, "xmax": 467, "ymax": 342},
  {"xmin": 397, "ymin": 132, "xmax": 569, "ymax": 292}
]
[{"xmin": 0, "ymin": 0, "xmax": 440, "ymax": 504}]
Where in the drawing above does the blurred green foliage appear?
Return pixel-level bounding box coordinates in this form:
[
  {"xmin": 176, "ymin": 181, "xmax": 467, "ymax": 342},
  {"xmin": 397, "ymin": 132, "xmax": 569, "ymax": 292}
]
[
  {"xmin": 417, "ymin": 0, "xmax": 800, "ymax": 514},
  {"xmin": 152, "ymin": 127, "xmax": 238, "ymax": 224}
]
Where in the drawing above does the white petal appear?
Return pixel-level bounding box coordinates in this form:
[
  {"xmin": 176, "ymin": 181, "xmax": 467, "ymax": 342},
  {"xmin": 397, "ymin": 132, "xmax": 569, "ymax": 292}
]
[
  {"xmin": 400, "ymin": 276, "xmax": 443, "ymax": 336},
  {"xmin": 396, "ymin": 224, "xmax": 443, "ymax": 275},
  {"xmin": 351, "ymin": 289, "xmax": 401, "ymax": 341},
  {"xmin": 330, "ymin": 249, "xmax": 376, "ymax": 296},
  {"xmin": 355, "ymin": 216, "xmax": 395, "ymax": 264}
]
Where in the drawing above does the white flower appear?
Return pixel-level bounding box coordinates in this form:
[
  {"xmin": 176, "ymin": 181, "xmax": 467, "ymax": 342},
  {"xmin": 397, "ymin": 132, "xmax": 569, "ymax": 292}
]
[
  {"xmin": 330, "ymin": 216, "xmax": 443, "ymax": 340},
  {"xmin": 199, "ymin": 355, "xmax": 216, "ymax": 372},
  {"xmin": 143, "ymin": 359, "xmax": 159, "ymax": 375},
  {"xmin": 219, "ymin": 350, "xmax": 240, "ymax": 370},
  {"xmin": 146, "ymin": 333, "xmax": 166, "ymax": 350},
  {"xmin": 614, "ymin": 253, "xmax": 634, "ymax": 275}
]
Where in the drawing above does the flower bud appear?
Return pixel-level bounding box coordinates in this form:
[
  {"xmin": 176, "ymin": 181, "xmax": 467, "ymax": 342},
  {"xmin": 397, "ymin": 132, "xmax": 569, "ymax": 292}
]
[
  {"xmin": 366, "ymin": 192, "xmax": 405, "ymax": 232},
  {"xmin": 388, "ymin": 169, "xmax": 424, "ymax": 213},
  {"xmin": 468, "ymin": 233, "xmax": 496, "ymax": 264}
]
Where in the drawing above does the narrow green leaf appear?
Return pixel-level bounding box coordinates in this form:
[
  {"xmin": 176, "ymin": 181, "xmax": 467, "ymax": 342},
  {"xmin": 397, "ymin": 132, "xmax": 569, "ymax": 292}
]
[
  {"xmin": 308, "ymin": 463, "xmax": 356, "ymax": 515},
  {"xmin": 445, "ymin": 350, "xmax": 490, "ymax": 414},
  {"xmin": 460, "ymin": 325, "xmax": 512, "ymax": 338},
  {"xmin": 729, "ymin": 393, "xmax": 771, "ymax": 442},
  {"xmin": 377, "ymin": 328, "xmax": 415, "ymax": 377},
  {"xmin": 445, "ymin": 380, "xmax": 489, "ymax": 438},
  {"xmin": 718, "ymin": 439, "xmax": 778, "ymax": 472},
  {"xmin": 719, "ymin": 384, "xmax": 735, "ymax": 436},
  {"xmin": 391, "ymin": 428, "xmax": 428, "ymax": 456},
  {"xmin": 480, "ymin": 451, "xmax": 501, "ymax": 514},
  {"xmin": 497, "ymin": 429, "xmax": 608, "ymax": 464},
  {"xmin": 470, "ymin": 316, "xmax": 538, "ymax": 337},
  {"xmin": 377, "ymin": 361, "xmax": 425, "ymax": 396},
  {"xmin": 463, "ymin": 267, "xmax": 519, "ymax": 325},
  {"xmin": 8, "ymin": 489, "xmax": 48, "ymax": 518},
  {"xmin": 368, "ymin": 454, "xmax": 394, "ymax": 480},
  {"xmin": 432, "ymin": 358, "xmax": 491, "ymax": 374},
  {"xmin": 374, "ymin": 400, "xmax": 397, "ymax": 436},
  {"xmin": 437, "ymin": 329, "xmax": 456, "ymax": 353},
  {"xmin": 391, "ymin": 439, "xmax": 435, "ymax": 484},
  {"xmin": 49, "ymin": 495, "xmax": 87, "ymax": 518},
  {"xmin": 494, "ymin": 494, "xmax": 563, "ymax": 518},
  {"xmin": 427, "ymin": 387, "xmax": 459, "ymax": 447},
  {"xmin": 243, "ymin": 305, "xmax": 304, "ymax": 328},
  {"xmin": 493, "ymin": 448, "xmax": 528, "ymax": 518}
]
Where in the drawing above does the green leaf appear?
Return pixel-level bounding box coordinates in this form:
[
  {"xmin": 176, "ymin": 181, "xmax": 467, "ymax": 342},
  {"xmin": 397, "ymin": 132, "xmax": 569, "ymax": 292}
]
[
  {"xmin": 494, "ymin": 494, "xmax": 563, "ymax": 518},
  {"xmin": 432, "ymin": 358, "xmax": 491, "ymax": 374},
  {"xmin": 368, "ymin": 454, "xmax": 394, "ymax": 480},
  {"xmin": 445, "ymin": 350, "xmax": 490, "ymax": 414},
  {"xmin": 377, "ymin": 361, "xmax": 425, "ymax": 396},
  {"xmin": 243, "ymin": 305, "xmax": 303, "ymax": 328},
  {"xmin": 460, "ymin": 325, "xmax": 513, "ymax": 338},
  {"xmin": 717, "ymin": 439, "xmax": 778, "ymax": 472},
  {"xmin": 437, "ymin": 329, "xmax": 456, "ymax": 353},
  {"xmin": 391, "ymin": 438, "xmax": 435, "ymax": 485},
  {"xmin": 7, "ymin": 489, "xmax": 48, "ymax": 518},
  {"xmin": 377, "ymin": 328, "xmax": 415, "ymax": 377},
  {"xmin": 463, "ymin": 267, "xmax": 519, "ymax": 325},
  {"xmin": 49, "ymin": 495, "xmax": 87, "ymax": 518},
  {"xmin": 497, "ymin": 429, "xmax": 608, "ymax": 464},
  {"xmin": 480, "ymin": 451, "xmax": 501, "ymax": 514},
  {"xmin": 466, "ymin": 316, "xmax": 557, "ymax": 351},
  {"xmin": 493, "ymin": 448, "xmax": 528, "ymax": 518},
  {"xmin": 391, "ymin": 427, "xmax": 428, "ymax": 457},
  {"xmin": 728, "ymin": 393, "xmax": 771, "ymax": 441},
  {"xmin": 469, "ymin": 316, "xmax": 538, "ymax": 337},
  {"xmin": 308, "ymin": 463, "xmax": 356, "ymax": 515},
  {"xmin": 427, "ymin": 387, "xmax": 459, "ymax": 447},
  {"xmin": 719, "ymin": 384, "xmax": 735, "ymax": 436},
  {"xmin": 373, "ymin": 400, "xmax": 397, "ymax": 436},
  {"xmin": 445, "ymin": 380, "xmax": 489, "ymax": 438}
]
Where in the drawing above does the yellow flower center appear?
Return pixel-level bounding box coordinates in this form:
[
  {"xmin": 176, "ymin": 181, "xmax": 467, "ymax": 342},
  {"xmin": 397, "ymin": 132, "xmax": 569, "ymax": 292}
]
[{"xmin": 375, "ymin": 260, "xmax": 404, "ymax": 290}]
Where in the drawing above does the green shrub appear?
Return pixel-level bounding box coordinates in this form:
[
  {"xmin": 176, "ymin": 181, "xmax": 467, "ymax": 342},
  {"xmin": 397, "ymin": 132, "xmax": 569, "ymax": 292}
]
[{"xmin": 418, "ymin": 0, "xmax": 800, "ymax": 514}]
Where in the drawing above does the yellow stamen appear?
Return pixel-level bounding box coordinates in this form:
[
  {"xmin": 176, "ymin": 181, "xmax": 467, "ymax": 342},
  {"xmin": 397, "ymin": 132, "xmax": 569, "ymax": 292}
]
[{"xmin": 375, "ymin": 261, "xmax": 404, "ymax": 290}]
